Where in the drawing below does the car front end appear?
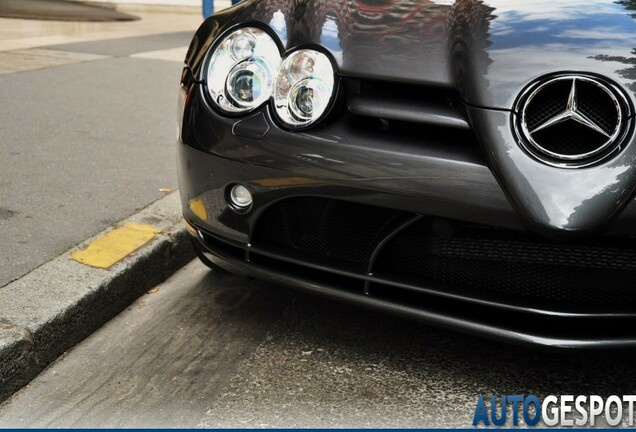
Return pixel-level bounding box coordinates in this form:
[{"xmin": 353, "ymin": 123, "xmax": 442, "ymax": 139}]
[{"xmin": 177, "ymin": 0, "xmax": 636, "ymax": 348}]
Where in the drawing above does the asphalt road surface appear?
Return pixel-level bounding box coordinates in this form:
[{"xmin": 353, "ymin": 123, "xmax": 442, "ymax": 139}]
[
  {"xmin": 1, "ymin": 260, "xmax": 635, "ymax": 428},
  {"xmin": 0, "ymin": 29, "xmax": 194, "ymax": 287}
]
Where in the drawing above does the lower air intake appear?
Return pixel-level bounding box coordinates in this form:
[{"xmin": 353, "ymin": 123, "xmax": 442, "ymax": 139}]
[{"xmin": 252, "ymin": 198, "xmax": 636, "ymax": 307}]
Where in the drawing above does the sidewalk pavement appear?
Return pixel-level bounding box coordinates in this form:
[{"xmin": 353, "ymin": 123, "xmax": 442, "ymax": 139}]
[
  {"xmin": 0, "ymin": 1, "xmax": 233, "ymax": 52},
  {"xmin": 0, "ymin": 192, "xmax": 194, "ymax": 403},
  {"xmin": 0, "ymin": 2, "xmax": 228, "ymax": 402},
  {"xmin": 0, "ymin": 9, "xmax": 202, "ymax": 52}
]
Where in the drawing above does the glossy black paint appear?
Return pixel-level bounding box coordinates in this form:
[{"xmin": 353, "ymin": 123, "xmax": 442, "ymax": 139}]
[
  {"xmin": 178, "ymin": 0, "xmax": 636, "ymax": 347},
  {"xmin": 185, "ymin": 0, "xmax": 636, "ymax": 110},
  {"xmin": 180, "ymin": 72, "xmax": 636, "ymax": 236},
  {"xmin": 182, "ymin": 0, "xmax": 636, "ymax": 236},
  {"xmin": 471, "ymin": 106, "xmax": 636, "ymax": 236}
]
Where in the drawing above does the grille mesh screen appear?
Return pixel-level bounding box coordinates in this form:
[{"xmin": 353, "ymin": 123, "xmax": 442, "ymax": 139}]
[
  {"xmin": 253, "ymin": 198, "xmax": 636, "ymax": 307},
  {"xmin": 253, "ymin": 197, "xmax": 406, "ymax": 265},
  {"xmin": 376, "ymin": 218, "xmax": 636, "ymax": 305},
  {"xmin": 525, "ymin": 80, "xmax": 571, "ymax": 131}
]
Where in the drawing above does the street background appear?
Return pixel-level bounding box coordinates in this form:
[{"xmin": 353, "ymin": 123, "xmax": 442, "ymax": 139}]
[
  {"xmin": 0, "ymin": 4, "xmax": 207, "ymax": 287},
  {"xmin": 1, "ymin": 0, "xmax": 635, "ymax": 428},
  {"xmin": 2, "ymin": 261, "xmax": 635, "ymax": 428}
]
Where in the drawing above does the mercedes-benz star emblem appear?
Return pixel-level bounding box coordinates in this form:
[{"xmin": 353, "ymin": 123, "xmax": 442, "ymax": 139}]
[
  {"xmin": 516, "ymin": 74, "xmax": 629, "ymax": 166},
  {"xmin": 531, "ymin": 78, "xmax": 611, "ymax": 138}
]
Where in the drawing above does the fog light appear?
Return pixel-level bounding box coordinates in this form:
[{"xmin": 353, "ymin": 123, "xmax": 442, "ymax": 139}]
[{"xmin": 229, "ymin": 184, "xmax": 252, "ymax": 209}]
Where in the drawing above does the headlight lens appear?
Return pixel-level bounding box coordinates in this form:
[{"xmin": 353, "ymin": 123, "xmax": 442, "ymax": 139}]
[
  {"xmin": 274, "ymin": 50, "xmax": 335, "ymax": 128},
  {"xmin": 225, "ymin": 60, "xmax": 268, "ymax": 108},
  {"xmin": 205, "ymin": 27, "xmax": 281, "ymax": 113}
]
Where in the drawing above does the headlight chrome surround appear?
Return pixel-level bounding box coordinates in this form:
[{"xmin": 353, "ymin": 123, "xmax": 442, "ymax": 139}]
[
  {"xmin": 274, "ymin": 49, "xmax": 336, "ymax": 129},
  {"xmin": 204, "ymin": 27, "xmax": 282, "ymax": 114},
  {"xmin": 203, "ymin": 26, "xmax": 337, "ymax": 129}
]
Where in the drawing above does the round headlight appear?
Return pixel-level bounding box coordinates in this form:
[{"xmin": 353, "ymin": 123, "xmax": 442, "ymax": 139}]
[
  {"xmin": 274, "ymin": 50, "xmax": 335, "ymax": 128},
  {"xmin": 205, "ymin": 27, "xmax": 281, "ymax": 113}
]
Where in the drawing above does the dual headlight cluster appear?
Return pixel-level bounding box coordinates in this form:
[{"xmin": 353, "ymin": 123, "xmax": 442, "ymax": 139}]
[{"xmin": 204, "ymin": 27, "xmax": 336, "ymax": 128}]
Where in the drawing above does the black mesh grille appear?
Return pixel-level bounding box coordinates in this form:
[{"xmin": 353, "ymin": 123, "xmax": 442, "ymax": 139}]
[
  {"xmin": 253, "ymin": 198, "xmax": 407, "ymax": 265},
  {"xmin": 532, "ymin": 122, "xmax": 608, "ymax": 156},
  {"xmin": 525, "ymin": 80, "xmax": 570, "ymax": 131},
  {"xmin": 576, "ymin": 81, "xmax": 620, "ymax": 134},
  {"xmin": 253, "ymin": 198, "xmax": 636, "ymax": 308},
  {"xmin": 376, "ymin": 218, "xmax": 636, "ymax": 306}
]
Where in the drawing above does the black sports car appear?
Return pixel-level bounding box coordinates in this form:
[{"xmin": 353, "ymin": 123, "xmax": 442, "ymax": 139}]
[{"xmin": 177, "ymin": 0, "xmax": 636, "ymax": 348}]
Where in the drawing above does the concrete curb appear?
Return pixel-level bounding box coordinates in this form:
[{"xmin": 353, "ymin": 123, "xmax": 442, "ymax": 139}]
[{"xmin": 0, "ymin": 191, "xmax": 194, "ymax": 403}]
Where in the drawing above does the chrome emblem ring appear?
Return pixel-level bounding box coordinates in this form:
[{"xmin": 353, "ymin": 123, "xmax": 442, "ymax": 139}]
[{"xmin": 514, "ymin": 74, "xmax": 631, "ymax": 166}]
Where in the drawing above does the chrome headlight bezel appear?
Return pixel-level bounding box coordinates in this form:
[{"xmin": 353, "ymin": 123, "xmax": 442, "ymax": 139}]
[
  {"xmin": 202, "ymin": 25, "xmax": 284, "ymax": 115},
  {"xmin": 202, "ymin": 25, "xmax": 338, "ymax": 129},
  {"xmin": 273, "ymin": 48, "xmax": 337, "ymax": 130}
]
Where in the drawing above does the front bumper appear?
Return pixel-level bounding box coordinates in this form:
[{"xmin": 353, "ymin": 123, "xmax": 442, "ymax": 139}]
[{"xmin": 178, "ymin": 81, "xmax": 636, "ymax": 349}]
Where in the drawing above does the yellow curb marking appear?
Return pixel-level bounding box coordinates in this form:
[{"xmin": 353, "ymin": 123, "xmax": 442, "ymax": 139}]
[{"xmin": 71, "ymin": 223, "xmax": 161, "ymax": 269}]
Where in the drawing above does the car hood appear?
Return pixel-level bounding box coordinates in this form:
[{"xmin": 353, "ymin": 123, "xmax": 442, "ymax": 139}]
[{"xmin": 228, "ymin": 0, "xmax": 636, "ymax": 110}]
